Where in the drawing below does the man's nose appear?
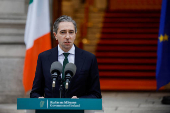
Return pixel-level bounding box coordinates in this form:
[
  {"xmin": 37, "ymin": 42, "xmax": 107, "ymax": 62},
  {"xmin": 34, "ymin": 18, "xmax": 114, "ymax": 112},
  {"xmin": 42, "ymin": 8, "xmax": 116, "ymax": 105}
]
[{"xmin": 66, "ymin": 32, "xmax": 70, "ymax": 39}]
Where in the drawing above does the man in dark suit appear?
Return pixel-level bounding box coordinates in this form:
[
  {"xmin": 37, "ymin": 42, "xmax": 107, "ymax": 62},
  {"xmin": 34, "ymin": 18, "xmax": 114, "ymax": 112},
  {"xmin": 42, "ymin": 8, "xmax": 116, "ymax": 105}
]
[{"xmin": 30, "ymin": 15, "xmax": 101, "ymax": 98}]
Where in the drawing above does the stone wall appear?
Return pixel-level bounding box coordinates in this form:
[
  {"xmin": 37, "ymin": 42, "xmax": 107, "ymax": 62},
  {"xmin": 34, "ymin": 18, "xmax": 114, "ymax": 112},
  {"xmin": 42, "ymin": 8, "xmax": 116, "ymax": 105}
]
[{"xmin": 0, "ymin": 0, "xmax": 27, "ymax": 103}]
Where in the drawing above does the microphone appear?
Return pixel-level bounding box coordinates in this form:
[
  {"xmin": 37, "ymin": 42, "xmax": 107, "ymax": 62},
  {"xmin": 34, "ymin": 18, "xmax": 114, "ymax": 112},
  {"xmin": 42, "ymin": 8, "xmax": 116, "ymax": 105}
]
[
  {"xmin": 64, "ymin": 63, "xmax": 76, "ymax": 89},
  {"xmin": 50, "ymin": 61, "xmax": 62, "ymax": 88}
]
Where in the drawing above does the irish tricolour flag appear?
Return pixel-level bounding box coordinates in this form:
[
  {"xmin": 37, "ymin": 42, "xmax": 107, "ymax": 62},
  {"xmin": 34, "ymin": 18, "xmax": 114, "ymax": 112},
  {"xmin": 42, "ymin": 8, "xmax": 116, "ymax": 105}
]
[{"xmin": 23, "ymin": 0, "xmax": 51, "ymax": 93}]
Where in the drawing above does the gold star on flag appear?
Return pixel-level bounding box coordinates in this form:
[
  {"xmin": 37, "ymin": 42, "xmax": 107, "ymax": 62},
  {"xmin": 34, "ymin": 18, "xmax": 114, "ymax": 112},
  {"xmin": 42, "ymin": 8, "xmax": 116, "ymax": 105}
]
[
  {"xmin": 159, "ymin": 35, "xmax": 164, "ymax": 42},
  {"xmin": 164, "ymin": 34, "xmax": 168, "ymax": 41}
]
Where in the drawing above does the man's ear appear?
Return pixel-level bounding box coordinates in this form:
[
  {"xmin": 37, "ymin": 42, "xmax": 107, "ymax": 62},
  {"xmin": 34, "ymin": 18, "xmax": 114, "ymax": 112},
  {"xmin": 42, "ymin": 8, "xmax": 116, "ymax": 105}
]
[{"xmin": 53, "ymin": 32, "xmax": 58, "ymax": 40}]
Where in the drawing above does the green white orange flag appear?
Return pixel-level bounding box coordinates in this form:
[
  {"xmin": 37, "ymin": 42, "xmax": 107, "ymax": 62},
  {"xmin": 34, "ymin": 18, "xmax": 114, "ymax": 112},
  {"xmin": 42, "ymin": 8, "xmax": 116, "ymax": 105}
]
[{"xmin": 23, "ymin": 0, "xmax": 51, "ymax": 93}]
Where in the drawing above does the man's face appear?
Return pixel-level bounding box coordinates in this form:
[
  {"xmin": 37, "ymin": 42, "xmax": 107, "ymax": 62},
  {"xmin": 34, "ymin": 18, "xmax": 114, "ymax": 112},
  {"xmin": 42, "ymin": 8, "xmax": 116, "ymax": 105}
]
[{"xmin": 54, "ymin": 22, "xmax": 76, "ymax": 52}]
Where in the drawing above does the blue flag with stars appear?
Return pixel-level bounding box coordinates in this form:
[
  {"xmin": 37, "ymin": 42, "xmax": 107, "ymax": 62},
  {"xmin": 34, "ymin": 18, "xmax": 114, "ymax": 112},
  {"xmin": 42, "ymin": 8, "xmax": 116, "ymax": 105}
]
[{"xmin": 156, "ymin": 0, "xmax": 170, "ymax": 90}]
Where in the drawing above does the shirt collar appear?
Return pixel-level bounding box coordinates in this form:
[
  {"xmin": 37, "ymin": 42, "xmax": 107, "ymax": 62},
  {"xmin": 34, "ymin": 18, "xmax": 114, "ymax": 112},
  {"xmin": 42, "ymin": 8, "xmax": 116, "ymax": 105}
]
[{"xmin": 58, "ymin": 44, "xmax": 75, "ymax": 56}]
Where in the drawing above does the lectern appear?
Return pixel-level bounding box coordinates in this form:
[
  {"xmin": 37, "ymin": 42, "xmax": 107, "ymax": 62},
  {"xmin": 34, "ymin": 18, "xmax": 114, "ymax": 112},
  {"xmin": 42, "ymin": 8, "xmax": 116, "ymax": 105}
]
[{"xmin": 17, "ymin": 98, "xmax": 102, "ymax": 113}]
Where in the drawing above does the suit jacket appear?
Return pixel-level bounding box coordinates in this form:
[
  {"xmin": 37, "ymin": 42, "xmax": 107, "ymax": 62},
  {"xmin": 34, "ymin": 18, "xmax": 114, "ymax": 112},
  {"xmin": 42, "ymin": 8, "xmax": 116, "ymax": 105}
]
[{"xmin": 30, "ymin": 45, "xmax": 101, "ymax": 98}]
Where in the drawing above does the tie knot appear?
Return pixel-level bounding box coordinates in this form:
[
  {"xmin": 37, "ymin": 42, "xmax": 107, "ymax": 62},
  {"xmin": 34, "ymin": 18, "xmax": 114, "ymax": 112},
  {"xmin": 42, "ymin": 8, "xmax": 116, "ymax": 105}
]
[{"xmin": 63, "ymin": 53, "xmax": 70, "ymax": 58}]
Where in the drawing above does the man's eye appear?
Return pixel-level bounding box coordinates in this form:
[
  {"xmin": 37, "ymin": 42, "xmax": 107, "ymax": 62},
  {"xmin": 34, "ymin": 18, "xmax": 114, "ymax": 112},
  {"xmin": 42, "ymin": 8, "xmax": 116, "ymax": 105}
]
[
  {"xmin": 60, "ymin": 31, "xmax": 66, "ymax": 34},
  {"xmin": 69, "ymin": 31, "xmax": 74, "ymax": 34}
]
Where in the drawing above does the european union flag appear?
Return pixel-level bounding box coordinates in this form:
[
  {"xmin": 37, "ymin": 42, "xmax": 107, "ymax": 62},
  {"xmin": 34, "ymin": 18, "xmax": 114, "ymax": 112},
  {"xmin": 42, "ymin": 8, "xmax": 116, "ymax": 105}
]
[{"xmin": 156, "ymin": 0, "xmax": 170, "ymax": 90}]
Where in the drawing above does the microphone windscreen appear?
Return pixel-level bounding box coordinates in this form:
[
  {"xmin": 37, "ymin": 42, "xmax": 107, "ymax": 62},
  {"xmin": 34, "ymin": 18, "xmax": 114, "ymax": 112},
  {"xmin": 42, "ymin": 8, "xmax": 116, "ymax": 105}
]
[
  {"xmin": 64, "ymin": 63, "xmax": 76, "ymax": 76},
  {"xmin": 50, "ymin": 61, "xmax": 63, "ymax": 74}
]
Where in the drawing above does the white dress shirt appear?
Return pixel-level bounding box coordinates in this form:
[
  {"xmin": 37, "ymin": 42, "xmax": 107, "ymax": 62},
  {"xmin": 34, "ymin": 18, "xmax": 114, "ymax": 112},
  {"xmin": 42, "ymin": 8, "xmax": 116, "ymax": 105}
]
[{"xmin": 58, "ymin": 45, "xmax": 75, "ymax": 77}]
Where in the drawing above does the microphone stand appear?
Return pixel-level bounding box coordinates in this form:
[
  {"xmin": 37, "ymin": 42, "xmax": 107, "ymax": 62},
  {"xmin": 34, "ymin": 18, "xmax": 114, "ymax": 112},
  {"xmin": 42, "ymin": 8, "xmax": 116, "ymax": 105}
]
[
  {"xmin": 52, "ymin": 76, "xmax": 65, "ymax": 98},
  {"xmin": 59, "ymin": 77, "xmax": 64, "ymax": 98},
  {"xmin": 59, "ymin": 82, "xmax": 63, "ymax": 98},
  {"xmin": 52, "ymin": 78, "xmax": 56, "ymax": 98},
  {"xmin": 52, "ymin": 74, "xmax": 64, "ymax": 98},
  {"xmin": 65, "ymin": 79, "xmax": 69, "ymax": 98}
]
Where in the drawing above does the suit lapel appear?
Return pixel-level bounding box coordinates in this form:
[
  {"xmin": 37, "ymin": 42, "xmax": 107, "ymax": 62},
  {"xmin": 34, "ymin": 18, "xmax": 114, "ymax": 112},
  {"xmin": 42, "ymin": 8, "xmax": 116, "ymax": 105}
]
[
  {"xmin": 75, "ymin": 46, "xmax": 85, "ymax": 75},
  {"xmin": 48, "ymin": 46, "xmax": 58, "ymax": 64}
]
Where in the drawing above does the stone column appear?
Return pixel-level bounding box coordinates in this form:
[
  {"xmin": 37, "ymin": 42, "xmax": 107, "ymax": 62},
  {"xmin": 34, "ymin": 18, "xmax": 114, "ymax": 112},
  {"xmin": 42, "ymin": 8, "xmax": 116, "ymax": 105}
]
[{"xmin": 0, "ymin": 0, "xmax": 27, "ymax": 103}]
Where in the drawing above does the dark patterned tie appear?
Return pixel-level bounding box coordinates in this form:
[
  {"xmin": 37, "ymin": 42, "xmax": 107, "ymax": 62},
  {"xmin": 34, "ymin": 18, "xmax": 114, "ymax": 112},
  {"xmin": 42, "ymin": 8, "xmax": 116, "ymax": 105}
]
[{"xmin": 62, "ymin": 53, "xmax": 70, "ymax": 82}]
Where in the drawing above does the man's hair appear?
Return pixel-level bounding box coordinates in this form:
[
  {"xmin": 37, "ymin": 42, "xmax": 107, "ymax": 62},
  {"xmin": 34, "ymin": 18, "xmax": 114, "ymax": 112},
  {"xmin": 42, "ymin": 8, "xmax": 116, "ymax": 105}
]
[{"xmin": 53, "ymin": 15, "xmax": 77, "ymax": 34}]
